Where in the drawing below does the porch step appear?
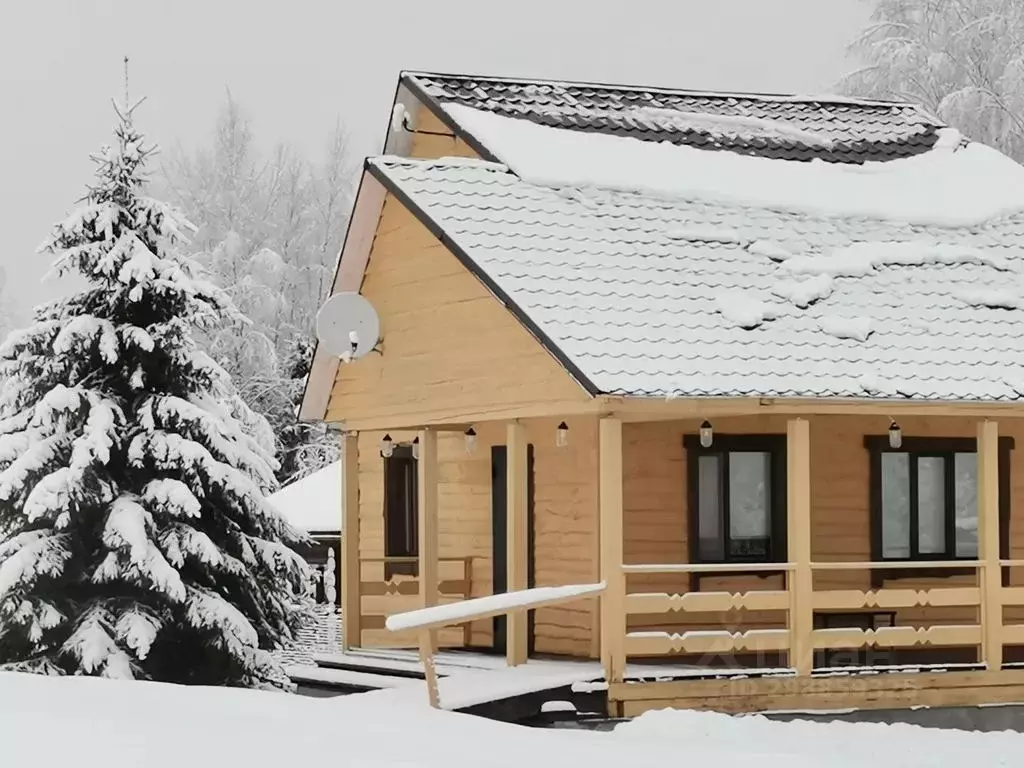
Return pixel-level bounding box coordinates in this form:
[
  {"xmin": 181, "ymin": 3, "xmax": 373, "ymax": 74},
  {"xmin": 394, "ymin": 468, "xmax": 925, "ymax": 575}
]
[
  {"xmin": 313, "ymin": 652, "xmax": 431, "ymax": 680},
  {"xmin": 286, "ymin": 664, "xmax": 419, "ymax": 691}
]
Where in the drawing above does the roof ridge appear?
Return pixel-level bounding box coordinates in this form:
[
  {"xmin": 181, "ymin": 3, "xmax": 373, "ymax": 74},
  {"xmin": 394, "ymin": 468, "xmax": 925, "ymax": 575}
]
[
  {"xmin": 369, "ymin": 155, "xmax": 510, "ymax": 173},
  {"xmin": 401, "ymin": 70, "xmax": 938, "ymax": 117}
]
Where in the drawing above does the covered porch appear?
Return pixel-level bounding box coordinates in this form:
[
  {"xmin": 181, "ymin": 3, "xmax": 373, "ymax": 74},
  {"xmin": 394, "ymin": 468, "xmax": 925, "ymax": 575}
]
[{"xmin": 339, "ymin": 399, "xmax": 1024, "ymax": 715}]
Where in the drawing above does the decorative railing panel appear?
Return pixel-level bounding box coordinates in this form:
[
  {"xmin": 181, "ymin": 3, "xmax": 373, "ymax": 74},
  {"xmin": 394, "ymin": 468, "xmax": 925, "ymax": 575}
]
[{"xmin": 357, "ymin": 556, "xmax": 474, "ymax": 645}]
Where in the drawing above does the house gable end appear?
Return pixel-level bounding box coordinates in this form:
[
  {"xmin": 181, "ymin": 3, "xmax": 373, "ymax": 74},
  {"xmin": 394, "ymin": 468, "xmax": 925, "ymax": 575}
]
[{"xmin": 323, "ymin": 190, "xmax": 594, "ymax": 429}]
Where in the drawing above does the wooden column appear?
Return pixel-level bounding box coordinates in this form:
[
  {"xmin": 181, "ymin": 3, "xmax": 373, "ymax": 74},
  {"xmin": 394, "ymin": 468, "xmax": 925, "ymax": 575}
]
[
  {"xmin": 978, "ymin": 419, "xmax": 1003, "ymax": 671},
  {"xmin": 786, "ymin": 418, "xmax": 813, "ymax": 676},
  {"xmin": 506, "ymin": 421, "xmax": 529, "ymax": 666},
  {"xmin": 341, "ymin": 433, "xmax": 361, "ymax": 650},
  {"xmin": 418, "ymin": 429, "xmax": 439, "ymax": 610},
  {"xmin": 599, "ymin": 416, "xmax": 626, "ymax": 684}
]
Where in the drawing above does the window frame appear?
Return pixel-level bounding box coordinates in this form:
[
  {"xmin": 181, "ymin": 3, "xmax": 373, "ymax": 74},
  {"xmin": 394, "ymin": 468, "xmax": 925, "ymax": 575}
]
[
  {"xmin": 683, "ymin": 434, "xmax": 788, "ymax": 584},
  {"xmin": 383, "ymin": 444, "xmax": 418, "ymax": 579},
  {"xmin": 864, "ymin": 435, "xmax": 1013, "ymax": 586}
]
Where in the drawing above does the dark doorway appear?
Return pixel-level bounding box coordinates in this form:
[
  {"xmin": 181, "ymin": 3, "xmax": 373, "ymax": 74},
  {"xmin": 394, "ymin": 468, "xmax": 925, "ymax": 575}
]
[{"xmin": 491, "ymin": 444, "xmax": 536, "ymax": 656}]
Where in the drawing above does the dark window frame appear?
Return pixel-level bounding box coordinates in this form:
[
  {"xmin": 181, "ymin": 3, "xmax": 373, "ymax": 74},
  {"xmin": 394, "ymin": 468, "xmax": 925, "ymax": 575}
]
[
  {"xmin": 864, "ymin": 435, "xmax": 1013, "ymax": 588},
  {"xmin": 683, "ymin": 434, "xmax": 788, "ymax": 589},
  {"xmin": 383, "ymin": 445, "xmax": 418, "ymax": 579}
]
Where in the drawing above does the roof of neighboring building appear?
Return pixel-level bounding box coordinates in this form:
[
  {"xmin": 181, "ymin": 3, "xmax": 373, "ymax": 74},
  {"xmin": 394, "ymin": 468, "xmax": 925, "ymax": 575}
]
[
  {"xmin": 268, "ymin": 462, "xmax": 342, "ymax": 534},
  {"xmin": 402, "ymin": 71, "xmax": 944, "ymax": 164},
  {"xmin": 364, "ymin": 81, "xmax": 1024, "ymax": 402}
]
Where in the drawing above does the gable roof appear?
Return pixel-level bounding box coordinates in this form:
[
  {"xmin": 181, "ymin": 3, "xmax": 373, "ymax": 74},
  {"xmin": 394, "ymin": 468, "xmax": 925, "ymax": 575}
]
[
  {"xmin": 304, "ymin": 71, "xmax": 1024, "ymax": 421},
  {"xmin": 402, "ymin": 71, "xmax": 943, "ymax": 165},
  {"xmin": 368, "ymin": 156, "xmax": 1024, "ymax": 402},
  {"xmin": 365, "ymin": 68, "xmax": 1024, "ymax": 406}
]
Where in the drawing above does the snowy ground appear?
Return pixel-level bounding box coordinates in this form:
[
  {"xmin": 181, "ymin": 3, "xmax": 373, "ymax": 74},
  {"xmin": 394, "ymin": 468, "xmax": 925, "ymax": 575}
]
[{"xmin": 0, "ymin": 671, "xmax": 1018, "ymax": 767}]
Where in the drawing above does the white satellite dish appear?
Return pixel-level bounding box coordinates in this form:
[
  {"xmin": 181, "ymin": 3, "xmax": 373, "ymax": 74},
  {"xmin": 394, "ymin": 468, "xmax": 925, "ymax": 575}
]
[{"xmin": 316, "ymin": 292, "xmax": 381, "ymax": 360}]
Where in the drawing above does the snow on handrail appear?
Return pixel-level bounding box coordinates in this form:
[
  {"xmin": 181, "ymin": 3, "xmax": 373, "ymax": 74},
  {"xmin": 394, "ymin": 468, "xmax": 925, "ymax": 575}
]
[{"xmin": 385, "ymin": 582, "xmax": 606, "ymax": 633}]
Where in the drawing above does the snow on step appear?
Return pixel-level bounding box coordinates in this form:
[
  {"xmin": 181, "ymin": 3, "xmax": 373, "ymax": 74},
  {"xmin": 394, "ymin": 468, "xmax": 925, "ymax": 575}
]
[
  {"xmin": 286, "ymin": 665, "xmax": 418, "ymax": 690},
  {"xmin": 313, "ymin": 650, "xmax": 472, "ymax": 677},
  {"xmin": 418, "ymin": 663, "xmax": 604, "ymax": 711}
]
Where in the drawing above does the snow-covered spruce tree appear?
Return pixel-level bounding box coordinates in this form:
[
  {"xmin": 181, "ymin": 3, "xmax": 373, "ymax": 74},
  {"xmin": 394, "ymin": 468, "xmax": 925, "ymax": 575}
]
[{"xmin": 0, "ymin": 100, "xmax": 312, "ymax": 688}]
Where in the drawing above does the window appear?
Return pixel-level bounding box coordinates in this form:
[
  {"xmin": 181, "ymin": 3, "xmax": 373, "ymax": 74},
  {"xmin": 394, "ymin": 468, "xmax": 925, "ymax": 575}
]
[
  {"xmin": 865, "ymin": 436, "xmax": 1012, "ymax": 579},
  {"xmin": 384, "ymin": 445, "xmax": 418, "ymax": 578},
  {"xmin": 684, "ymin": 435, "xmax": 787, "ymax": 565}
]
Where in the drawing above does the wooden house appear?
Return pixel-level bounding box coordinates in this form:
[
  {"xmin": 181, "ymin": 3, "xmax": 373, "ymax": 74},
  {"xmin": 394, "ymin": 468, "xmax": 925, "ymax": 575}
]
[{"xmin": 299, "ymin": 71, "xmax": 1024, "ymax": 716}]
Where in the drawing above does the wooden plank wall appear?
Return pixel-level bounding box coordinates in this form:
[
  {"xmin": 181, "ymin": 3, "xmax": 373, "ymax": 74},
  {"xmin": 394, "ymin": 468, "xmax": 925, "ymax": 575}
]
[
  {"xmin": 324, "ymin": 196, "xmax": 592, "ymax": 426},
  {"xmin": 623, "ymin": 415, "xmax": 1024, "ymax": 640},
  {"xmin": 356, "ymin": 420, "xmax": 599, "ymax": 656}
]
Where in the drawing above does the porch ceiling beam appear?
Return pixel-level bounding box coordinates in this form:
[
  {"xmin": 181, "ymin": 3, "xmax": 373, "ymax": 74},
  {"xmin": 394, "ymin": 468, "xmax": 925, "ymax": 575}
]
[
  {"xmin": 600, "ymin": 396, "xmax": 1024, "ymax": 422},
  {"xmin": 335, "ymin": 399, "xmax": 604, "ymax": 432}
]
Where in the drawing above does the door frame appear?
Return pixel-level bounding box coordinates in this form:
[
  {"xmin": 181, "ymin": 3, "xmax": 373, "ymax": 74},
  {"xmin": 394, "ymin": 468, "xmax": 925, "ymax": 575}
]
[{"xmin": 490, "ymin": 444, "xmax": 536, "ymax": 656}]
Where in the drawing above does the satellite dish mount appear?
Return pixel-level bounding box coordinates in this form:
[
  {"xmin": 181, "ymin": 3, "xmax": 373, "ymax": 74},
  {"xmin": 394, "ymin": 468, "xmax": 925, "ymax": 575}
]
[{"xmin": 316, "ymin": 292, "xmax": 382, "ymax": 362}]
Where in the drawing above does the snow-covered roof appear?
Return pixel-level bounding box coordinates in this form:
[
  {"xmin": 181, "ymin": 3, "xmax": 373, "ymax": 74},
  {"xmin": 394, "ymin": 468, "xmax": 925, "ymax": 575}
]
[
  {"xmin": 403, "ymin": 71, "xmax": 943, "ymax": 164},
  {"xmin": 366, "ymin": 103, "xmax": 1024, "ymax": 402},
  {"xmin": 267, "ymin": 462, "xmax": 341, "ymax": 534}
]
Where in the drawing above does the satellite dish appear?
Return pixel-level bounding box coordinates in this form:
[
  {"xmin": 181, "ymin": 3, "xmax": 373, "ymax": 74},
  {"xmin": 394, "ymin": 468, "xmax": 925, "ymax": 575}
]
[{"xmin": 316, "ymin": 292, "xmax": 381, "ymax": 360}]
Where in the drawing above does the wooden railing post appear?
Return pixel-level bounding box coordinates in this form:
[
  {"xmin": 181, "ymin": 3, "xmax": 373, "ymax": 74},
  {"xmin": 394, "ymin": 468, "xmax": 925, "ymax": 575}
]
[
  {"xmin": 599, "ymin": 416, "xmax": 626, "ymax": 684},
  {"xmin": 418, "ymin": 429, "xmax": 439, "ymax": 612},
  {"xmin": 507, "ymin": 421, "xmax": 529, "ymax": 666},
  {"xmin": 786, "ymin": 418, "xmax": 813, "ymax": 675},
  {"xmin": 341, "ymin": 433, "xmax": 361, "ymax": 650},
  {"xmin": 978, "ymin": 419, "xmax": 1003, "ymax": 671}
]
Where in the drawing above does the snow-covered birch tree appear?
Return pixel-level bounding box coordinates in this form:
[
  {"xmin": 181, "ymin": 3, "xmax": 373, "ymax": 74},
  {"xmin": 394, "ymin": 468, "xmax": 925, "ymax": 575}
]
[
  {"xmin": 0, "ymin": 99, "xmax": 311, "ymax": 688},
  {"xmin": 162, "ymin": 96, "xmax": 350, "ymax": 484},
  {"xmin": 839, "ymin": 0, "xmax": 1024, "ymax": 162}
]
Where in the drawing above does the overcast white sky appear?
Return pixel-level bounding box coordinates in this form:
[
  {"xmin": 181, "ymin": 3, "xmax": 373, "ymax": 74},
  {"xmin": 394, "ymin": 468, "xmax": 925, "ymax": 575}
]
[{"xmin": 0, "ymin": 0, "xmax": 870, "ymax": 319}]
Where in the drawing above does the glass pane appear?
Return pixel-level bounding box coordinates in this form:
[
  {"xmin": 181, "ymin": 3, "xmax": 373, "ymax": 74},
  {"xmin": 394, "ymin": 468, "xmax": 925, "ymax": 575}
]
[
  {"xmin": 697, "ymin": 455, "xmax": 724, "ymax": 560},
  {"xmin": 918, "ymin": 456, "xmax": 946, "ymax": 555},
  {"xmin": 728, "ymin": 452, "xmax": 770, "ymax": 558},
  {"xmin": 881, "ymin": 453, "xmax": 910, "ymax": 558},
  {"xmin": 954, "ymin": 453, "xmax": 978, "ymax": 557}
]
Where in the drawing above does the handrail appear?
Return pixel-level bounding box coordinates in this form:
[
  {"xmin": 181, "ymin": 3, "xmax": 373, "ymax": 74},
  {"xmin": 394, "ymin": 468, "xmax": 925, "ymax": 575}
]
[{"xmin": 386, "ymin": 582, "xmax": 606, "ymax": 632}]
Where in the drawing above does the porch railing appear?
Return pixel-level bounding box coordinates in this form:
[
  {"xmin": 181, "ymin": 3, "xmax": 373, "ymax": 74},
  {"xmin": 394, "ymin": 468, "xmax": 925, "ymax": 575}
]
[
  {"xmin": 605, "ymin": 558, "xmax": 1024, "ymax": 679},
  {"xmin": 355, "ymin": 555, "xmax": 475, "ymax": 647}
]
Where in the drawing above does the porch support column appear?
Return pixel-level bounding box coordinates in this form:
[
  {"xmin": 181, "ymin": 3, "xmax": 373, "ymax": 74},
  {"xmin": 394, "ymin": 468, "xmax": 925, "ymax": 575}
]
[
  {"xmin": 418, "ymin": 429, "xmax": 439, "ymax": 611},
  {"xmin": 341, "ymin": 433, "xmax": 361, "ymax": 650},
  {"xmin": 786, "ymin": 418, "xmax": 813, "ymax": 676},
  {"xmin": 506, "ymin": 421, "xmax": 529, "ymax": 666},
  {"xmin": 978, "ymin": 419, "xmax": 1003, "ymax": 671},
  {"xmin": 599, "ymin": 416, "xmax": 626, "ymax": 685}
]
